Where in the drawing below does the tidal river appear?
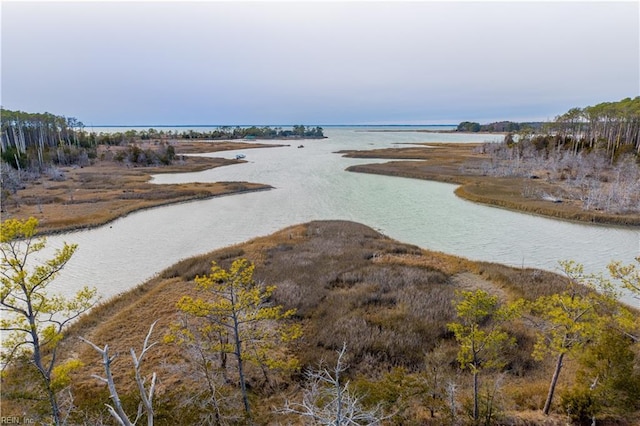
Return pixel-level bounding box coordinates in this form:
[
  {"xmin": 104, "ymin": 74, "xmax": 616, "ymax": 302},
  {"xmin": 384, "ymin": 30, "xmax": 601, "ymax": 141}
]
[{"xmin": 40, "ymin": 127, "xmax": 639, "ymax": 306}]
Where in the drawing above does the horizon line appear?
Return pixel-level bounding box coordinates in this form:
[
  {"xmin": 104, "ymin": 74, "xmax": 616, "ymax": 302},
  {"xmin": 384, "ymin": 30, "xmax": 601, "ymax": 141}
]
[{"xmin": 89, "ymin": 123, "xmax": 462, "ymax": 128}]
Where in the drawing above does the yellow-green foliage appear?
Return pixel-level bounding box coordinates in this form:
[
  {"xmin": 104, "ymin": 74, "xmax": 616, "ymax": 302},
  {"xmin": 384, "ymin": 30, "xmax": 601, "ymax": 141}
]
[
  {"xmin": 448, "ymin": 290, "xmax": 519, "ymax": 373},
  {"xmin": 51, "ymin": 359, "xmax": 84, "ymax": 391},
  {"xmin": 1, "ymin": 218, "xmax": 98, "ymax": 361},
  {"xmin": 355, "ymin": 366, "xmax": 428, "ymax": 420},
  {"xmin": 609, "ymin": 256, "xmax": 640, "ymax": 298},
  {"xmin": 167, "ymin": 258, "xmax": 302, "ymax": 417},
  {"xmin": 0, "ymin": 217, "xmax": 98, "ymax": 424},
  {"xmin": 172, "ymin": 258, "xmax": 302, "ymax": 372},
  {"xmin": 448, "ymin": 289, "xmax": 521, "ymax": 423},
  {"xmin": 575, "ymin": 330, "xmax": 640, "ymax": 413},
  {"xmin": 529, "ymin": 262, "xmax": 609, "ymax": 362},
  {"xmin": 527, "ymin": 259, "xmax": 640, "ymax": 417},
  {"xmin": 530, "ymin": 293, "xmax": 600, "ymax": 361}
]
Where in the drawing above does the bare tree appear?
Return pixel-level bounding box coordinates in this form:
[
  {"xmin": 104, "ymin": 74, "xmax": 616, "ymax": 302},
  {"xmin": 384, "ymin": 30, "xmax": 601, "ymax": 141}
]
[
  {"xmin": 422, "ymin": 343, "xmax": 456, "ymax": 419},
  {"xmin": 446, "ymin": 380, "xmax": 458, "ymax": 424},
  {"xmin": 80, "ymin": 321, "xmax": 158, "ymax": 426},
  {"xmin": 280, "ymin": 343, "xmax": 388, "ymax": 425}
]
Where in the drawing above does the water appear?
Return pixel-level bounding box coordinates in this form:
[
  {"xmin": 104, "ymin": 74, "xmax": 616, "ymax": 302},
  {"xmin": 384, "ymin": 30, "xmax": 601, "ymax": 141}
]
[
  {"xmin": 87, "ymin": 124, "xmax": 458, "ymax": 134},
  {"xmin": 37, "ymin": 127, "xmax": 639, "ymax": 306}
]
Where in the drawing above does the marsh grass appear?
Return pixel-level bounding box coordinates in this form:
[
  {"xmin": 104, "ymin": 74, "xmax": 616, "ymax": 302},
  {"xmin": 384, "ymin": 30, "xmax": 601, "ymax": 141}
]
[
  {"xmin": 3, "ymin": 220, "xmax": 636, "ymax": 425},
  {"xmin": 453, "ymin": 180, "xmax": 640, "ymax": 226},
  {"xmin": 2, "ymin": 145, "xmax": 273, "ymax": 235},
  {"xmin": 468, "ymin": 262, "xmax": 579, "ymax": 301},
  {"xmin": 342, "ymin": 143, "xmax": 640, "ymax": 226}
]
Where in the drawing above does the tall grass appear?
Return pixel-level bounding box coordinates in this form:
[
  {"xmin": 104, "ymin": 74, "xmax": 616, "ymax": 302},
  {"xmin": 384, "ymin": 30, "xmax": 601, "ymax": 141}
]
[{"xmin": 4, "ymin": 220, "xmax": 635, "ymax": 425}]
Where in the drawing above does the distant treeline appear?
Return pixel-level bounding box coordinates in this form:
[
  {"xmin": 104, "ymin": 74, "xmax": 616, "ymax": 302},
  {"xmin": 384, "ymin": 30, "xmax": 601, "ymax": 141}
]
[
  {"xmin": 0, "ymin": 108, "xmax": 93, "ymax": 170},
  {"xmin": 177, "ymin": 124, "xmax": 325, "ymax": 140},
  {"xmin": 0, "ymin": 108, "xmax": 324, "ymax": 170},
  {"xmin": 89, "ymin": 125, "xmax": 324, "ymax": 145},
  {"xmin": 456, "ymin": 121, "xmax": 544, "ymax": 133},
  {"xmin": 457, "ymin": 96, "xmax": 640, "ymax": 158},
  {"xmin": 545, "ymin": 97, "xmax": 640, "ymax": 158}
]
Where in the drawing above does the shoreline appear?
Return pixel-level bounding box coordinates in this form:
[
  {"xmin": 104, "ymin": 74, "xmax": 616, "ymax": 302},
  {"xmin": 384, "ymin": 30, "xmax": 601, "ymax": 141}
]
[
  {"xmin": 11, "ymin": 219, "xmax": 635, "ymax": 424},
  {"xmin": 1, "ymin": 141, "xmax": 279, "ymax": 235},
  {"xmin": 4, "ymin": 141, "xmax": 638, "ymax": 235},
  {"xmin": 340, "ymin": 143, "xmax": 640, "ymax": 227},
  {"xmin": 29, "ymin": 185, "xmax": 274, "ymax": 237}
]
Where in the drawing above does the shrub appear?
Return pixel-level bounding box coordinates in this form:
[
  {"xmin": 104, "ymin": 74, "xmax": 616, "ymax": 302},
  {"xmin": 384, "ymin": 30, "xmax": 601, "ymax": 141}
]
[
  {"xmin": 1, "ymin": 146, "xmax": 27, "ymax": 169},
  {"xmin": 508, "ymin": 381, "xmax": 549, "ymax": 411},
  {"xmin": 561, "ymin": 387, "xmax": 600, "ymax": 425}
]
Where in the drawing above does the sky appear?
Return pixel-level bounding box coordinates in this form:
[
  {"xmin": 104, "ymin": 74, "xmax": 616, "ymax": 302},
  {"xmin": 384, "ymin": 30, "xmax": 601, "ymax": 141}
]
[{"xmin": 1, "ymin": 1, "xmax": 639, "ymax": 126}]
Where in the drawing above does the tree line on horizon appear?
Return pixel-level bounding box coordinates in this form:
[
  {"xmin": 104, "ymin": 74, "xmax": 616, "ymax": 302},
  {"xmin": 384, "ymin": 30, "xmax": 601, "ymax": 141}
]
[
  {"xmin": 457, "ymin": 120, "xmax": 545, "ymax": 133},
  {"xmin": 0, "ymin": 109, "xmax": 325, "ymax": 208},
  {"xmin": 0, "ymin": 107, "xmax": 323, "ymax": 171},
  {"xmin": 177, "ymin": 124, "xmax": 325, "ymax": 140},
  {"xmin": 457, "ymin": 96, "xmax": 640, "ymax": 159},
  {"xmin": 2, "ymin": 97, "xmax": 638, "ymax": 173}
]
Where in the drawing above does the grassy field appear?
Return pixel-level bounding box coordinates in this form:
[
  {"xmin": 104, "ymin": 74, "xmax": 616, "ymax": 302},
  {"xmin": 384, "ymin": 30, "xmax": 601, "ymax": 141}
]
[
  {"xmin": 1, "ymin": 141, "xmax": 281, "ymax": 234},
  {"xmin": 340, "ymin": 143, "xmax": 640, "ymax": 226},
  {"xmin": 3, "ymin": 221, "xmax": 637, "ymax": 425}
]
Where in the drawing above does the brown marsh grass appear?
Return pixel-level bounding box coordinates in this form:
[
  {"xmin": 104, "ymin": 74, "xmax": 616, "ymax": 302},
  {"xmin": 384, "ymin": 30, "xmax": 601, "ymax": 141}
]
[
  {"xmin": 3, "ymin": 220, "xmax": 637, "ymax": 425},
  {"xmin": 341, "ymin": 143, "xmax": 640, "ymax": 226},
  {"xmin": 1, "ymin": 141, "xmax": 278, "ymax": 235}
]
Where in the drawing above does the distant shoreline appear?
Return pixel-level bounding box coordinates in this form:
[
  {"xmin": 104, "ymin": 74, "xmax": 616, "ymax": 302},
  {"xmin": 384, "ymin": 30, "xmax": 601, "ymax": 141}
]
[{"xmin": 90, "ymin": 124, "xmax": 459, "ymax": 129}]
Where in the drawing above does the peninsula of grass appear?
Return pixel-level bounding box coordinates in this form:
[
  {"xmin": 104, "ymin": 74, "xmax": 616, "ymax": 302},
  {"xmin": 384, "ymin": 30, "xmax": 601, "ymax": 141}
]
[
  {"xmin": 339, "ymin": 143, "xmax": 640, "ymax": 226},
  {"xmin": 3, "ymin": 220, "xmax": 637, "ymax": 425},
  {"xmin": 1, "ymin": 141, "xmax": 282, "ymax": 235}
]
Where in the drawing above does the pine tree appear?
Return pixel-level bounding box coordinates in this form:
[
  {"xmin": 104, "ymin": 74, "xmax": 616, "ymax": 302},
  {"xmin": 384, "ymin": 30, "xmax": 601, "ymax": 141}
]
[
  {"xmin": 1, "ymin": 217, "xmax": 98, "ymax": 424},
  {"xmin": 447, "ymin": 289, "xmax": 519, "ymax": 423},
  {"xmin": 169, "ymin": 258, "xmax": 301, "ymax": 418}
]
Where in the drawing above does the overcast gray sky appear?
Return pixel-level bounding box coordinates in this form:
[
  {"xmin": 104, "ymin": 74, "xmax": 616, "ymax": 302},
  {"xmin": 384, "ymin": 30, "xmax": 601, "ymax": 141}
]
[{"xmin": 2, "ymin": 1, "xmax": 639, "ymax": 125}]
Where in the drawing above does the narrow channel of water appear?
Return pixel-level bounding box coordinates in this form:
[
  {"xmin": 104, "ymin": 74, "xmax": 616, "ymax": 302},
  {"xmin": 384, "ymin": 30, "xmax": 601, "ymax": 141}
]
[{"xmin": 39, "ymin": 128, "xmax": 639, "ymax": 306}]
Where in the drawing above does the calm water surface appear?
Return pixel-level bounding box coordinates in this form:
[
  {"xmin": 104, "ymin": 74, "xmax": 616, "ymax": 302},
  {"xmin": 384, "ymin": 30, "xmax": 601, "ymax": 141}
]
[{"xmin": 40, "ymin": 127, "xmax": 639, "ymax": 306}]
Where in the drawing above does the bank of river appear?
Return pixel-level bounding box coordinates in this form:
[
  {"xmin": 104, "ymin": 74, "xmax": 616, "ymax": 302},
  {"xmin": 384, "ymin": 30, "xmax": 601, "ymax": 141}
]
[
  {"xmin": 340, "ymin": 143, "xmax": 640, "ymax": 226},
  {"xmin": 1, "ymin": 141, "xmax": 280, "ymax": 234},
  {"xmin": 37, "ymin": 127, "xmax": 638, "ymax": 306}
]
